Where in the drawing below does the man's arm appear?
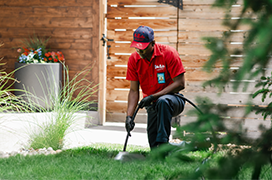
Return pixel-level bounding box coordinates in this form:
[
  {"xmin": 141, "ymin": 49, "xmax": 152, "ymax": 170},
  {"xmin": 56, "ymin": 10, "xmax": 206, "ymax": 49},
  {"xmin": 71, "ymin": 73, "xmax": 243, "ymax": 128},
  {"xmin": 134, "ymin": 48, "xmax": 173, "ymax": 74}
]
[
  {"xmin": 152, "ymin": 73, "xmax": 185, "ymax": 99},
  {"xmin": 127, "ymin": 81, "xmax": 140, "ymax": 116}
]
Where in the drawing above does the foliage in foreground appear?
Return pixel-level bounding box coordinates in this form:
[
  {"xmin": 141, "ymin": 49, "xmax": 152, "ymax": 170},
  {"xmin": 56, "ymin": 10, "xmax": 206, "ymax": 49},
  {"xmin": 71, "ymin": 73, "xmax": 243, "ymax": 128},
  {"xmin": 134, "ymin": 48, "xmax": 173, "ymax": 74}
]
[
  {"xmin": 156, "ymin": 0, "xmax": 272, "ymax": 179},
  {"xmin": 1, "ymin": 144, "xmax": 270, "ymax": 180}
]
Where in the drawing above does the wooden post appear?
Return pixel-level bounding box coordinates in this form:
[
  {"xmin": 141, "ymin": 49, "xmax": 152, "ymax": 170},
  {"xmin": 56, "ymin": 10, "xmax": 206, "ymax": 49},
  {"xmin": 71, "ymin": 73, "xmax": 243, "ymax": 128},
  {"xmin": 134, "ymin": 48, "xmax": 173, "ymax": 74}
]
[{"xmin": 98, "ymin": 0, "xmax": 107, "ymax": 125}]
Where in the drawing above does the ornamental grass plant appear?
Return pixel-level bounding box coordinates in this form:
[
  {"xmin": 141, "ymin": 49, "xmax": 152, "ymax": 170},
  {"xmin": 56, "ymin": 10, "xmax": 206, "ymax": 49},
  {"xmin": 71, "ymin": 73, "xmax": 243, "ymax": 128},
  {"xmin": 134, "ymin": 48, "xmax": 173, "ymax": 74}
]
[
  {"xmin": 0, "ymin": 42, "xmax": 30, "ymax": 113},
  {"xmin": 0, "ymin": 42, "xmax": 40, "ymax": 151},
  {"xmin": 28, "ymin": 64, "xmax": 98, "ymax": 150},
  {"xmin": 11, "ymin": 33, "xmax": 97, "ymax": 150}
]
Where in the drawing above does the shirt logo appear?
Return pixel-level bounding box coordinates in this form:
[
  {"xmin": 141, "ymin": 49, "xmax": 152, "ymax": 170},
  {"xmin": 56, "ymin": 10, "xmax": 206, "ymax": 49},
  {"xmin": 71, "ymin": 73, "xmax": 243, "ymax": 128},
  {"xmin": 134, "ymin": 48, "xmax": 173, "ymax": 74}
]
[{"xmin": 154, "ymin": 64, "xmax": 165, "ymax": 71}]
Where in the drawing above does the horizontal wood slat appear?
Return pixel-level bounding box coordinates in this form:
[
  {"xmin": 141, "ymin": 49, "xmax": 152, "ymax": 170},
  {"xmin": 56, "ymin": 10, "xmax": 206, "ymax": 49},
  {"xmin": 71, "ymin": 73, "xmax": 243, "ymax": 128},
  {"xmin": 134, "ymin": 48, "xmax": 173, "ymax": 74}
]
[
  {"xmin": 105, "ymin": 89, "xmax": 269, "ymax": 105},
  {"xmin": 0, "ymin": 7, "xmax": 96, "ymax": 18},
  {"xmin": 107, "ymin": 0, "xmax": 243, "ymax": 6},
  {"xmin": 107, "ymin": 55, "xmax": 272, "ymax": 69},
  {"xmin": 107, "ymin": 6, "xmax": 177, "ymax": 18},
  {"xmin": 107, "ymin": 101, "xmax": 127, "ymax": 113},
  {"xmin": 107, "ymin": 66, "xmax": 220, "ymax": 81},
  {"xmin": 108, "ymin": 19, "xmax": 250, "ymax": 31},
  {"xmin": 107, "ymin": 19, "xmax": 177, "ymax": 30},
  {"xmin": 106, "ymin": 112, "xmax": 147, "ymax": 123},
  {"xmin": 107, "ymin": 19, "xmax": 228, "ymax": 31},
  {"xmin": 106, "ymin": 78, "xmax": 263, "ymax": 94},
  {"xmin": 107, "ymin": 42, "xmax": 243, "ymax": 56},
  {"xmin": 107, "ymin": 30, "xmax": 245, "ymax": 44},
  {"xmin": 0, "ymin": 17, "xmax": 94, "ymax": 28},
  {"xmin": 106, "ymin": 104, "xmax": 271, "ymax": 123},
  {"xmin": 106, "ymin": 54, "xmax": 253, "ymax": 69},
  {"xmin": 107, "ymin": 5, "xmax": 247, "ymax": 19},
  {"xmin": 0, "ymin": 28, "xmax": 94, "ymax": 39},
  {"xmin": 106, "ymin": 81, "xmax": 261, "ymax": 99},
  {"xmin": 107, "ymin": 54, "xmax": 272, "ymax": 69},
  {"xmin": 106, "ymin": 78, "xmax": 130, "ymax": 90},
  {"xmin": 1, "ymin": 38, "xmax": 93, "ymax": 50},
  {"xmin": 107, "ymin": 66, "xmax": 271, "ymax": 84},
  {"xmin": 182, "ymin": 92, "xmax": 271, "ymax": 105},
  {"xmin": 106, "ymin": 102, "xmax": 270, "ymax": 121},
  {"xmin": 107, "ymin": 104, "xmax": 271, "ymax": 119},
  {"xmin": 0, "ymin": 0, "xmax": 97, "ymax": 6}
]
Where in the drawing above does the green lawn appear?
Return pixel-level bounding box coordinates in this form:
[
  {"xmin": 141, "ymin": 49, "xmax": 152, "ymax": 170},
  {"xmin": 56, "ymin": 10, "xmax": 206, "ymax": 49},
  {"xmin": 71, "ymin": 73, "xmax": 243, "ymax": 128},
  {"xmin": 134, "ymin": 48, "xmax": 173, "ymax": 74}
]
[{"xmin": 0, "ymin": 143, "xmax": 271, "ymax": 180}]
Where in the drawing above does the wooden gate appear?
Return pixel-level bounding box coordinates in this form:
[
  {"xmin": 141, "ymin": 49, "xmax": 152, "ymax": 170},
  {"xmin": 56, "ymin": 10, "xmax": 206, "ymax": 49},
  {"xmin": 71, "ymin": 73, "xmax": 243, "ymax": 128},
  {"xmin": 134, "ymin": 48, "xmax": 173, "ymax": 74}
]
[{"xmin": 105, "ymin": 0, "xmax": 270, "ymax": 138}]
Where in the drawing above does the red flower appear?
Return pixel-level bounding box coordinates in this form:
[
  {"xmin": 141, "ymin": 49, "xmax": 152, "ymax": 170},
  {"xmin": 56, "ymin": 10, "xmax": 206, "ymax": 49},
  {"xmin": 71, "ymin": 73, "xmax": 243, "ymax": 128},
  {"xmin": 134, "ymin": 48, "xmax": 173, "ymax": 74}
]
[
  {"xmin": 49, "ymin": 57, "xmax": 52, "ymax": 61},
  {"xmin": 54, "ymin": 59, "xmax": 58, "ymax": 62},
  {"xmin": 23, "ymin": 47, "xmax": 29, "ymax": 52}
]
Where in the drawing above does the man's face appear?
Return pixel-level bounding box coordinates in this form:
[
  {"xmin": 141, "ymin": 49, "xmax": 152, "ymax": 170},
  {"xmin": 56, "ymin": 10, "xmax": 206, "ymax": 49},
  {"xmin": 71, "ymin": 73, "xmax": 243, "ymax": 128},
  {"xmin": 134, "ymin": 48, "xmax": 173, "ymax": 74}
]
[{"xmin": 135, "ymin": 41, "xmax": 154, "ymax": 59}]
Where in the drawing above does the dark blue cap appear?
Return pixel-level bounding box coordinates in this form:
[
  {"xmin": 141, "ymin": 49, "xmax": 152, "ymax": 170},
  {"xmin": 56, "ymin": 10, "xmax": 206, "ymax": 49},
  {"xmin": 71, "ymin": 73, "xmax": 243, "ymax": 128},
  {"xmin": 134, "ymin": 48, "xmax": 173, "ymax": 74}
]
[{"xmin": 130, "ymin": 26, "xmax": 154, "ymax": 50}]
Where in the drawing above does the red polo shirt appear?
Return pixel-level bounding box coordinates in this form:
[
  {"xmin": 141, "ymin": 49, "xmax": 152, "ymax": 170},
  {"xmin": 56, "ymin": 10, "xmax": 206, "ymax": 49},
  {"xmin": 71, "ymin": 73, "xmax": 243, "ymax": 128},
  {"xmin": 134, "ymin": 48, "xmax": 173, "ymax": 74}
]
[{"xmin": 126, "ymin": 43, "xmax": 185, "ymax": 98}]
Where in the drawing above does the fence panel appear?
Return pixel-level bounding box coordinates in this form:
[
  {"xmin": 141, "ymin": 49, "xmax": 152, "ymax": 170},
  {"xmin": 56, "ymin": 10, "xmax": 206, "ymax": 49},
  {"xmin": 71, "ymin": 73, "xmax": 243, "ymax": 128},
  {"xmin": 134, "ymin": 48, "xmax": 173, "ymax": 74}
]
[{"xmin": 106, "ymin": 0, "xmax": 270, "ymax": 138}]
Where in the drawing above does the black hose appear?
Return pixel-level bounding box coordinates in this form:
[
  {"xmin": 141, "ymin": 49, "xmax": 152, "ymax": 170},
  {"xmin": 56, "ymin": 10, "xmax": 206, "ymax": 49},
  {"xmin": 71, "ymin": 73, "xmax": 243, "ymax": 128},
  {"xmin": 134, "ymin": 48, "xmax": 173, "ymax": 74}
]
[{"xmin": 174, "ymin": 94, "xmax": 203, "ymax": 115}]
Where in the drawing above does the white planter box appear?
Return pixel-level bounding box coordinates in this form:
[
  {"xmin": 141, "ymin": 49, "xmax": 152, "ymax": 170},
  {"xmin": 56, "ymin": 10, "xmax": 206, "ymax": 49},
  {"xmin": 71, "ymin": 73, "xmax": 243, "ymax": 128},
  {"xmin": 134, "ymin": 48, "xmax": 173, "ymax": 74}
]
[{"xmin": 0, "ymin": 111, "xmax": 99, "ymax": 152}]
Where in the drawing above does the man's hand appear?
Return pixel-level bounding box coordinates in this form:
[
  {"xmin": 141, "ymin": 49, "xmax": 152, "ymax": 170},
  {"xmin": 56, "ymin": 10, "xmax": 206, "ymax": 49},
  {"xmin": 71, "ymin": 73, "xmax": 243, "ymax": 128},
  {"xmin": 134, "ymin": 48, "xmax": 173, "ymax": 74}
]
[
  {"xmin": 138, "ymin": 95, "xmax": 155, "ymax": 108},
  {"xmin": 125, "ymin": 116, "xmax": 135, "ymax": 136}
]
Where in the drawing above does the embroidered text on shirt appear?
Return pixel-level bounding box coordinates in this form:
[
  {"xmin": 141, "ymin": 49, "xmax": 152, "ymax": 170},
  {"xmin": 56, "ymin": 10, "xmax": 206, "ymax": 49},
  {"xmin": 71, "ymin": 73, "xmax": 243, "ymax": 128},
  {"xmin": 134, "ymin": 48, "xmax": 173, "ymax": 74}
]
[{"xmin": 154, "ymin": 64, "xmax": 165, "ymax": 71}]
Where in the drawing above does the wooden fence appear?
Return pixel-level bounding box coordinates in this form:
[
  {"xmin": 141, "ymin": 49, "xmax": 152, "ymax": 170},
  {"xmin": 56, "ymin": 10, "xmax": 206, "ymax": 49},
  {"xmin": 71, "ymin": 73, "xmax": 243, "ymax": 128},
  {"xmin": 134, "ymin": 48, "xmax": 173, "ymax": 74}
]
[{"xmin": 105, "ymin": 0, "xmax": 271, "ymax": 138}]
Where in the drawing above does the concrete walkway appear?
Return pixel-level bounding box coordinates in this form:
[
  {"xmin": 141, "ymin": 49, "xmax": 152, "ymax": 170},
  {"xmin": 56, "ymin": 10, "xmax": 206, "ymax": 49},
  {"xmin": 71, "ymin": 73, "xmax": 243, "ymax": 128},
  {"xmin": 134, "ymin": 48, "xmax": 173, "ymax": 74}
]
[
  {"xmin": 64, "ymin": 122, "xmax": 150, "ymax": 149},
  {"xmin": 0, "ymin": 122, "xmax": 151, "ymax": 153}
]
